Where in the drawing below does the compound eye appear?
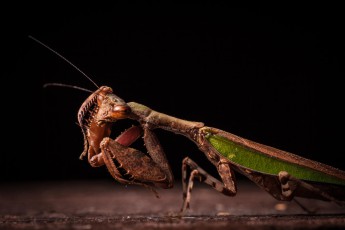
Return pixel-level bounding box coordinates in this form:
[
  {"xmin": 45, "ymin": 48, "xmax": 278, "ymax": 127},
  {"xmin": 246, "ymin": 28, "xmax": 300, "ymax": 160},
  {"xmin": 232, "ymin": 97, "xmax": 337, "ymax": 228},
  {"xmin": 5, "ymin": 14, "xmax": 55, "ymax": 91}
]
[
  {"xmin": 98, "ymin": 86, "xmax": 113, "ymax": 95},
  {"xmin": 103, "ymin": 86, "xmax": 113, "ymax": 93},
  {"xmin": 113, "ymin": 105, "xmax": 131, "ymax": 114}
]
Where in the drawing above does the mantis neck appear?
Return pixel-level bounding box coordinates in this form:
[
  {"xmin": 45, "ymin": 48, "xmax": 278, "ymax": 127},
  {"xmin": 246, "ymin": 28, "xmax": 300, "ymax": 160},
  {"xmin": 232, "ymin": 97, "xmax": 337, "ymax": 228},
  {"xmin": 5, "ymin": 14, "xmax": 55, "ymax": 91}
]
[{"xmin": 128, "ymin": 102, "xmax": 204, "ymax": 139}]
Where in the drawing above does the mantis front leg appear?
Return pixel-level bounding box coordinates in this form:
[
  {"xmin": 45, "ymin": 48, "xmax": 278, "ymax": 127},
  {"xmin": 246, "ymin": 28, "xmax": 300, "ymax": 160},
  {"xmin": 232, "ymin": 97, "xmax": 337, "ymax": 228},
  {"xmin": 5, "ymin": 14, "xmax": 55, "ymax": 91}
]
[
  {"xmin": 181, "ymin": 157, "xmax": 237, "ymax": 213},
  {"xmin": 98, "ymin": 125, "xmax": 174, "ymax": 194}
]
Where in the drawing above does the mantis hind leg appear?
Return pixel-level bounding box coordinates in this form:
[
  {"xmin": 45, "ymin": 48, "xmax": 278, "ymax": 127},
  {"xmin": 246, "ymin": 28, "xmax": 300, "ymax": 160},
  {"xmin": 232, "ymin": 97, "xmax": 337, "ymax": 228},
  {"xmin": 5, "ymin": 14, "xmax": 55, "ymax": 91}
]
[
  {"xmin": 181, "ymin": 157, "xmax": 237, "ymax": 213},
  {"xmin": 278, "ymin": 171, "xmax": 345, "ymax": 212}
]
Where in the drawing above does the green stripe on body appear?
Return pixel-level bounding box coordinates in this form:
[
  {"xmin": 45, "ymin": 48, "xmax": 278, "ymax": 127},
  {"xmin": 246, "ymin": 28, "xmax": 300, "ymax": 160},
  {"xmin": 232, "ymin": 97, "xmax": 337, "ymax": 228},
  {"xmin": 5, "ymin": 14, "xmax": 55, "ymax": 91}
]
[{"xmin": 206, "ymin": 134, "xmax": 345, "ymax": 186}]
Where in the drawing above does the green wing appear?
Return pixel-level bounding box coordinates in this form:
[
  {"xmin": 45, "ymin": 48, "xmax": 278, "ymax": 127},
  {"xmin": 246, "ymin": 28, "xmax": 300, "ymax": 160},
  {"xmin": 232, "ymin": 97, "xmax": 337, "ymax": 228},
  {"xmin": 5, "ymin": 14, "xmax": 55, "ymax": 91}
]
[{"xmin": 206, "ymin": 133, "xmax": 345, "ymax": 186}]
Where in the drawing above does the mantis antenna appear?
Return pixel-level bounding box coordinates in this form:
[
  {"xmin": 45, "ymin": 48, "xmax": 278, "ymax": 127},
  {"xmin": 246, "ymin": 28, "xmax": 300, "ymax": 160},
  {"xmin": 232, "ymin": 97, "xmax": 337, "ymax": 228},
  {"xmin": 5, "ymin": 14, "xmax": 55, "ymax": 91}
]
[
  {"xmin": 29, "ymin": 35, "xmax": 99, "ymax": 89},
  {"xmin": 43, "ymin": 83, "xmax": 93, "ymax": 93}
]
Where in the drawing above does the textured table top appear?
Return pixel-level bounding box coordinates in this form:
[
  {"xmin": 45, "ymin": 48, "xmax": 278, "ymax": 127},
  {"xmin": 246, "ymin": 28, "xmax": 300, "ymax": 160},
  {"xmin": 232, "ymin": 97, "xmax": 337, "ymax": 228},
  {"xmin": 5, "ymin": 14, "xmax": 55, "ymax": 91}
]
[{"xmin": 1, "ymin": 180, "xmax": 344, "ymax": 229}]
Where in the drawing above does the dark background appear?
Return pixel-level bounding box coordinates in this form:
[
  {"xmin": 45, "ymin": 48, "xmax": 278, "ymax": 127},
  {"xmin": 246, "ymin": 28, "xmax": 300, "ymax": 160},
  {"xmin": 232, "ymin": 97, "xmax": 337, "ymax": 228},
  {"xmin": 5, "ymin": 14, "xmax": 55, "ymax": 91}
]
[{"xmin": 3, "ymin": 6, "xmax": 345, "ymax": 183}]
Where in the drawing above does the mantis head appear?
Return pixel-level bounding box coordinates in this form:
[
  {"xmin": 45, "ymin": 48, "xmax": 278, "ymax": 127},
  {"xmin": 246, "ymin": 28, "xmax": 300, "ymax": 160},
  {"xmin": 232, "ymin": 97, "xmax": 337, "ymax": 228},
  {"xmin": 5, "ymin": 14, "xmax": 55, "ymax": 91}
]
[
  {"xmin": 77, "ymin": 86, "xmax": 132, "ymax": 159},
  {"xmin": 95, "ymin": 86, "xmax": 131, "ymax": 124}
]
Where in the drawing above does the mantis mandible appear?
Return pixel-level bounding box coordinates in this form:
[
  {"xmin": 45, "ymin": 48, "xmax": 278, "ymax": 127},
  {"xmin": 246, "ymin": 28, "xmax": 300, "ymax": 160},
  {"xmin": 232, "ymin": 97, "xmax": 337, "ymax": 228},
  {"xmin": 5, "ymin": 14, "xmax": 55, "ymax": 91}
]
[{"xmin": 33, "ymin": 36, "xmax": 345, "ymax": 214}]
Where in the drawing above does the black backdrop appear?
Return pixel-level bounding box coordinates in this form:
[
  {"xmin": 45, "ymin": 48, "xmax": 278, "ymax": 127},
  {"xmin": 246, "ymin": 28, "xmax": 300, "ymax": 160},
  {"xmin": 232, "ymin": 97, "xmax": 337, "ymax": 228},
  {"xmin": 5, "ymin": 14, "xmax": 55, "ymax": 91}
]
[{"xmin": 3, "ymin": 6, "xmax": 345, "ymax": 183}]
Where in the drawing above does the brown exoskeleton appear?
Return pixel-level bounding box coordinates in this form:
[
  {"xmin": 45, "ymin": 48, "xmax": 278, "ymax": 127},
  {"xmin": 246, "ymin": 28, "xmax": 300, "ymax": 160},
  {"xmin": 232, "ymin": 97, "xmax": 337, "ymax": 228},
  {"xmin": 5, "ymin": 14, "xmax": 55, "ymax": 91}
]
[
  {"xmin": 35, "ymin": 36, "xmax": 345, "ymax": 215},
  {"xmin": 78, "ymin": 86, "xmax": 174, "ymax": 196},
  {"xmin": 77, "ymin": 85, "xmax": 345, "ymax": 214}
]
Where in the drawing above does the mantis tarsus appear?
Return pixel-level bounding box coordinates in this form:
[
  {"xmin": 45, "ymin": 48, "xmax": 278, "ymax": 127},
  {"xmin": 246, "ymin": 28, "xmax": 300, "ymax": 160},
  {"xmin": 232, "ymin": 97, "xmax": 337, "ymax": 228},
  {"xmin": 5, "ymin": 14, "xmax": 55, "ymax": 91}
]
[{"xmin": 33, "ymin": 36, "xmax": 345, "ymax": 214}]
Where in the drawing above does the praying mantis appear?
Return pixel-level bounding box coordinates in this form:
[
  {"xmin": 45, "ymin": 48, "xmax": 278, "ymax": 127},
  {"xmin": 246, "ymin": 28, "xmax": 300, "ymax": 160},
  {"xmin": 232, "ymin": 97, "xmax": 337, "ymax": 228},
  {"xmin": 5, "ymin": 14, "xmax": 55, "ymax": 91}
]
[{"xmin": 33, "ymin": 36, "xmax": 345, "ymax": 214}]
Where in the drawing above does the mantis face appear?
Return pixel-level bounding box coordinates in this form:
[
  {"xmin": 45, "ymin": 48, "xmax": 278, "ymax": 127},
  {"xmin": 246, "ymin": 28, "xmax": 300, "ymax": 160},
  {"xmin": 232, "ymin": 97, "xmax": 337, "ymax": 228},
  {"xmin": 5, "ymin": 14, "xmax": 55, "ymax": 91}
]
[
  {"xmin": 96, "ymin": 90, "xmax": 131, "ymax": 124},
  {"xmin": 78, "ymin": 86, "xmax": 132, "ymax": 159}
]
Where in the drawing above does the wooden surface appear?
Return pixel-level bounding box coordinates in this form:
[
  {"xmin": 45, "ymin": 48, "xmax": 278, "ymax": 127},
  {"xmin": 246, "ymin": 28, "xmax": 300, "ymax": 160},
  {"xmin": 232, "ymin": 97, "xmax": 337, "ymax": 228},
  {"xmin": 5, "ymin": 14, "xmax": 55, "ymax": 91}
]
[{"xmin": 1, "ymin": 180, "xmax": 344, "ymax": 229}]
